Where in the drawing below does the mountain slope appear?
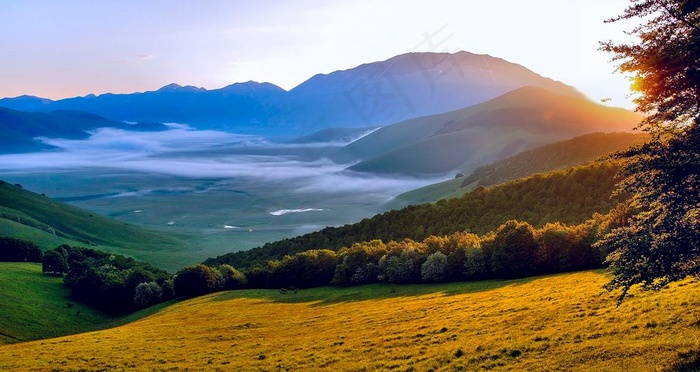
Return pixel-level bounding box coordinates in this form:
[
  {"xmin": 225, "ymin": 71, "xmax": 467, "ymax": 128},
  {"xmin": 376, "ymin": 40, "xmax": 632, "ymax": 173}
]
[
  {"xmin": 395, "ymin": 132, "xmax": 649, "ymax": 205},
  {"xmin": 343, "ymin": 86, "xmax": 641, "ymax": 176},
  {"xmin": 0, "ymin": 263, "xmax": 165, "ymax": 344},
  {"xmin": 206, "ymin": 160, "xmax": 624, "ymax": 269},
  {"xmin": 0, "ymin": 107, "xmax": 168, "ymax": 153},
  {"xmin": 0, "ymin": 180, "xmax": 183, "ymax": 257},
  {"xmin": 0, "ymin": 52, "xmax": 583, "ymax": 136},
  {"xmin": 1, "ymin": 271, "xmax": 697, "ymax": 370},
  {"xmin": 281, "ymin": 51, "xmax": 583, "ymax": 133}
]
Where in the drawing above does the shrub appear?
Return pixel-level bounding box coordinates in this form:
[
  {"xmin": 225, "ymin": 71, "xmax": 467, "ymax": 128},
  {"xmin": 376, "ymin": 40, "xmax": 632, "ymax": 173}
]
[
  {"xmin": 218, "ymin": 264, "xmax": 247, "ymax": 289},
  {"xmin": 42, "ymin": 250, "xmax": 68, "ymax": 275},
  {"xmin": 174, "ymin": 264, "xmax": 223, "ymax": 297},
  {"xmin": 134, "ymin": 282, "xmax": 163, "ymax": 308},
  {"xmin": 421, "ymin": 251, "xmax": 448, "ymax": 282},
  {"xmin": 0, "ymin": 237, "xmax": 42, "ymax": 262},
  {"xmin": 381, "ymin": 254, "xmax": 416, "ymax": 284},
  {"xmin": 269, "ymin": 250, "xmax": 337, "ymax": 288},
  {"xmin": 333, "ymin": 240, "xmax": 387, "ymax": 285},
  {"xmin": 464, "ymin": 246, "xmax": 488, "ymax": 280}
]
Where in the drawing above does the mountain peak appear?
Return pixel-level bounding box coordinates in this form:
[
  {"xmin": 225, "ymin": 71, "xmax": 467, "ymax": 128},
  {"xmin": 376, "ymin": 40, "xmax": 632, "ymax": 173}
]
[
  {"xmin": 156, "ymin": 83, "xmax": 204, "ymax": 92},
  {"xmin": 217, "ymin": 81, "xmax": 287, "ymax": 94}
]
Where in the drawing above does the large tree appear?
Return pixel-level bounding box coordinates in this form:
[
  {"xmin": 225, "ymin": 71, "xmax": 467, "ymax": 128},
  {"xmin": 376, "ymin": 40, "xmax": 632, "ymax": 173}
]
[{"xmin": 599, "ymin": 0, "xmax": 700, "ymax": 302}]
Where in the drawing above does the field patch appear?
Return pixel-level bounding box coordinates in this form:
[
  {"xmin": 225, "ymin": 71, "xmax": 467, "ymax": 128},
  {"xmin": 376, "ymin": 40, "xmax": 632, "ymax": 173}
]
[
  {"xmin": 0, "ymin": 263, "xmax": 167, "ymax": 345},
  {"xmin": 1, "ymin": 271, "xmax": 699, "ymax": 370}
]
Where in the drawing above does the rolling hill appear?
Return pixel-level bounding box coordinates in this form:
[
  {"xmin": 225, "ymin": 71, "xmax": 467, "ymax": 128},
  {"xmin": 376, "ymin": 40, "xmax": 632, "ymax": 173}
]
[
  {"xmin": 394, "ymin": 132, "xmax": 649, "ymax": 206},
  {"xmin": 206, "ymin": 160, "xmax": 624, "ymax": 269},
  {"xmin": 0, "ymin": 52, "xmax": 582, "ymax": 136},
  {"xmin": 1, "ymin": 270, "xmax": 698, "ymax": 370},
  {"xmin": 341, "ymin": 86, "xmax": 641, "ymax": 176},
  {"xmin": 0, "ymin": 262, "xmax": 165, "ymax": 344},
  {"xmin": 0, "ymin": 180, "xmax": 184, "ymax": 265}
]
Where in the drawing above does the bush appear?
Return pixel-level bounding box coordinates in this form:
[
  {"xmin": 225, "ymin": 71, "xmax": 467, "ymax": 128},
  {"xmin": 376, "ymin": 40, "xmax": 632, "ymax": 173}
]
[
  {"xmin": 0, "ymin": 237, "xmax": 42, "ymax": 262},
  {"xmin": 421, "ymin": 251, "xmax": 448, "ymax": 282},
  {"xmin": 218, "ymin": 264, "xmax": 247, "ymax": 289},
  {"xmin": 161, "ymin": 278, "xmax": 175, "ymax": 299},
  {"xmin": 489, "ymin": 220, "xmax": 538, "ymax": 278},
  {"xmin": 463, "ymin": 246, "xmax": 489, "ymax": 280},
  {"xmin": 332, "ymin": 240, "xmax": 387, "ymax": 285},
  {"xmin": 174, "ymin": 264, "xmax": 222, "ymax": 297},
  {"xmin": 269, "ymin": 250, "xmax": 337, "ymax": 288},
  {"xmin": 134, "ymin": 282, "xmax": 163, "ymax": 308},
  {"xmin": 42, "ymin": 250, "xmax": 68, "ymax": 275}
]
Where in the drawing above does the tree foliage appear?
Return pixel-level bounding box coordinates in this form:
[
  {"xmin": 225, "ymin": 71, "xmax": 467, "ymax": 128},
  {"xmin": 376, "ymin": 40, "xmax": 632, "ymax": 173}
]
[
  {"xmin": 0, "ymin": 237, "xmax": 42, "ymax": 262},
  {"xmin": 487, "ymin": 221, "xmax": 538, "ymax": 278},
  {"xmin": 42, "ymin": 250, "xmax": 68, "ymax": 275},
  {"xmin": 44, "ymin": 244, "xmax": 171, "ymax": 314},
  {"xmin": 601, "ymin": 0, "xmax": 700, "ymax": 131},
  {"xmin": 421, "ymin": 251, "xmax": 448, "ymax": 282},
  {"xmin": 207, "ymin": 161, "xmax": 623, "ymax": 269},
  {"xmin": 241, "ymin": 212, "xmax": 617, "ymax": 288},
  {"xmin": 134, "ymin": 282, "xmax": 163, "ymax": 308},
  {"xmin": 174, "ymin": 264, "xmax": 223, "ymax": 298},
  {"xmin": 598, "ymin": 0, "xmax": 700, "ymax": 302}
]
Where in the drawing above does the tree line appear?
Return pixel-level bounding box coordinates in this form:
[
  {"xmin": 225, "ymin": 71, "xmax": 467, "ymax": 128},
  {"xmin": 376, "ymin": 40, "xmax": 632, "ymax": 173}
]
[
  {"xmin": 1, "ymin": 199, "xmax": 631, "ymax": 315},
  {"xmin": 206, "ymin": 161, "xmax": 624, "ymax": 269},
  {"xmin": 235, "ymin": 206, "xmax": 630, "ymax": 290}
]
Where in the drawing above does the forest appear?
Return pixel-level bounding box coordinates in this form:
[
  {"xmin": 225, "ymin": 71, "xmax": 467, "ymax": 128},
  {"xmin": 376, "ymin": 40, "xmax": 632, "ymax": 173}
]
[{"xmin": 206, "ymin": 161, "xmax": 624, "ymax": 269}]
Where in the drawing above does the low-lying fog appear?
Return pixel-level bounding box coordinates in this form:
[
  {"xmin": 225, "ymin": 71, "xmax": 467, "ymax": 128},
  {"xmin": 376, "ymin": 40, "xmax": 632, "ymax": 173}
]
[{"xmin": 0, "ymin": 125, "xmax": 446, "ymax": 260}]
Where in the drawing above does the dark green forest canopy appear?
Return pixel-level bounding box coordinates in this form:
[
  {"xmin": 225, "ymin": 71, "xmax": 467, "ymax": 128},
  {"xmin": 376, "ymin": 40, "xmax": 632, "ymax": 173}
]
[{"xmin": 207, "ymin": 161, "xmax": 624, "ymax": 269}]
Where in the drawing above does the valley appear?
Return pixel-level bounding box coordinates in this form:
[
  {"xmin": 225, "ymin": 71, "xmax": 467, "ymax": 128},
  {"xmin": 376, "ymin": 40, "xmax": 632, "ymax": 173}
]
[
  {"xmin": 1, "ymin": 1, "xmax": 696, "ymax": 366},
  {"xmin": 0, "ymin": 75, "xmax": 640, "ymax": 270},
  {"xmin": 0, "ymin": 141, "xmax": 444, "ymax": 270}
]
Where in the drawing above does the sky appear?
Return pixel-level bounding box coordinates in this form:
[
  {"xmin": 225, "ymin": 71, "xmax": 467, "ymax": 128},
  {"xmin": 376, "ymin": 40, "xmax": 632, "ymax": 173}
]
[{"xmin": 0, "ymin": 0, "xmax": 637, "ymax": 108}]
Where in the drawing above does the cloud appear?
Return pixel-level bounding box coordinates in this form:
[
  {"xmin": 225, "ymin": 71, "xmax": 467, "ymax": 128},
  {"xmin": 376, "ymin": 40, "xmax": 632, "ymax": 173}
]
[
  {"xmin": 0, "ymin": 127, "xmax": 446, "ymax": 198},
  {"xmin": 111, "ymin": 54, "xmax": 156, "ymax": 65}
]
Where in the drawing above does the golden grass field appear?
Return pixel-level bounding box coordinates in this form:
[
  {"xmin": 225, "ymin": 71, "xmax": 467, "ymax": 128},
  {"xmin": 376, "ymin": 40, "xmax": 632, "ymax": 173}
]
[{"xmin": 1, "ymin": 270, "xmax": 699, "ymax": 371}]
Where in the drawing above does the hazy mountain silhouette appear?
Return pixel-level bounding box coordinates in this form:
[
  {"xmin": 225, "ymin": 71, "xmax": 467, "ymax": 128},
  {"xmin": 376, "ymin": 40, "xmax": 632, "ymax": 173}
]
[
  {"xmin": 0, "ymin": 52, "xmax": 583, "ymax": 136},
  {"xmin": 0, "ymin": 107, "xmax": 168, "ymax": 153},
  {"xmin": 342, "ymin": 86, "xmax": 641, "ymax": 176}
]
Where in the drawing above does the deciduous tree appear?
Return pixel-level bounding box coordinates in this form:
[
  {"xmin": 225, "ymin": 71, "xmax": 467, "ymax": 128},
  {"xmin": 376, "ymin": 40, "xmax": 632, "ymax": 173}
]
[{"xmin": 599, "ymin": 0, "xmax": 700, "ymax": 302}]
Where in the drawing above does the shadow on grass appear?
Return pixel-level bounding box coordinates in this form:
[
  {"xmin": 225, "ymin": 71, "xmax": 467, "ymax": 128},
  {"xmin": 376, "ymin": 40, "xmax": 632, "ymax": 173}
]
[
  {"xmin": 207, "ymin": 272, "xmax": 578, "ymax": 307},
  {"xmin": 666, "ymin": 349, "xmax": 700, "ymax": 372}
]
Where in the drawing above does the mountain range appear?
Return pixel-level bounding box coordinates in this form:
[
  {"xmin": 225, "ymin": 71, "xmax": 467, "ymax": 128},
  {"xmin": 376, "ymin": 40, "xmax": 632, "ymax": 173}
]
[
  {"xmin": 0, "ymin": 107, "xmax": 168, "ymax": 153},
  {"xmin": 335, "ymin": 86, "xmax": 641, "ymax": 176},
  {"xmin": 0, "ymin": 51, "xmax": 584, "ymax": 136}
]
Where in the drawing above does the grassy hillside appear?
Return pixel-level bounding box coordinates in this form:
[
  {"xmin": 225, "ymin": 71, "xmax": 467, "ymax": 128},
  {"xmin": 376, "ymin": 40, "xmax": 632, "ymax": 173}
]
[
  {"xmin": 0, "ymin": 180, "xmax": 185, "ymax": 262},
  {"xmin": 1, "ymin": 270, "xmax": 699, "ymax": 370},
  {"xmin": 343, "ymin": 86, "xmax": 641, "ymax": 176},
  {"xmin": 207, "ymin": 160, "xmax": 623, "ymax": 269},
  {"xmin": 0, "ymin": 263, "xmax": 167, "ymax": 344},
  {"xmin": 395, "ymin": 132, "xmax": 648, "ymax": 205}
]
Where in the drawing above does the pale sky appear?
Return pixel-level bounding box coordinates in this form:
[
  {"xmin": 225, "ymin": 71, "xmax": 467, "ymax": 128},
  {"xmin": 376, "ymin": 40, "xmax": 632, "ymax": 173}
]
[{"xmin": 0, "ymin": 0, "xmax": 637, "ymax": 108}]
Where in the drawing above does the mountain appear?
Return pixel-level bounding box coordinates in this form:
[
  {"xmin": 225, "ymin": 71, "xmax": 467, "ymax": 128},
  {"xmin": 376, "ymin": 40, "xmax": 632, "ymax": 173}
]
[
  {"xmin": 340, "ymin": 86, "xmax": 641, "ymax": 176},
  {"xmin": 394, "ymin": 132, "xmax": 649, "ymax": 206},
  {"xmin": 278, "ymin": 51, "xmax": 583, "ymax": 134},
  {"xmin": 0, "ymin": 107, "xmax": 168, "ymax": 153},
  {"xmin": 0, "ymin": 180, "xmax": 183, "ymax": 262},
  {"xmin": 0, "ymin": 52, "xmax": 583, "ymax": 136},
  {"xmin": 290, "ymin": 127, "xmax": 378, "ymax": 144},
  {"xmin": 206, "ymin": 160, "xmax": 624, "ymax": 269}
]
